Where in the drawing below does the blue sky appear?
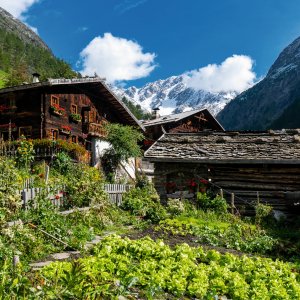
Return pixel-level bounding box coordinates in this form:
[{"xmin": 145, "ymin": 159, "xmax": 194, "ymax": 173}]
[{"xmin": 2, "ymin": 0, "xmax": 300, "ymax": 89}]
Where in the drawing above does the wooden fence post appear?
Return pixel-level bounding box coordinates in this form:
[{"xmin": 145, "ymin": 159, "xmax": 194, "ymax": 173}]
[
  {"xmin": 231, "ymin": 193, "xmax": 235, "ymax": 214},
  {"xmin": 220, "ymin": 189, "xmax": 224, "ymax": 199},
  {"xmin": 13, "ymin": 255, "xmax": 20, "ymax": 268},
  {"xmin": 45, "ymin": 165, "xmax": 50, "ymax": 184}
]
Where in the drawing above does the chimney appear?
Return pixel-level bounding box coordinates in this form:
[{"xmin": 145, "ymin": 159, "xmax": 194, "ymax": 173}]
[
  {"xmin": 32, "ymin": 72, "xmax": 40, "ymax": 83},
  {"xmin": 152, "ymin": 107, "xmax": 160, "ymax": 119}
]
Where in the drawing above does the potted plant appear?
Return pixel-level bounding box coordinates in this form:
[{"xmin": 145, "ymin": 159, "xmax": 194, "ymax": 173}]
[
  {"xmin": 60, "ymin": 125, "xmax": 72, "ymax": 135},
  {"xmin": 50, "ymin": 103, "xmax": 65, "ymax": 116},
  {"xmin": 199, "ymin": 179, "xmax": 209, "ymax": 193},
  {"xmin": 70, "ymin": 113, "xmax": 81, "ymax": 122},
  {"xmin": 187, "ymin": 178, "xmax": 197, "ymax": 193}
]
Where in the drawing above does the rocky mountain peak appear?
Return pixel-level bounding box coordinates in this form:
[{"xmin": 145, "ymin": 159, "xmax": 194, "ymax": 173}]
[
  {"xmin": 267, "ymin": 36, "xmax": 300, "ymax": 80},
  {"xmin": 115, "ymin": 74, "xmax": 237, "ymax": 116},
  {"xmin": 217, "ymin": 36, "xmax": 300, "ymax": 130}
]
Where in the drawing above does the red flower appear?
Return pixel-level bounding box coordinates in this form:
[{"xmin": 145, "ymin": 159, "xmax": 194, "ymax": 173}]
[
  {"xmin": 55, "ymin": 194, "xmax": 60, "ymax": 200},
  {"xmin": 187, "ymin": 179, "xmax": 197, "ymax": 187},
  {"xmin": 200, "ymin": 179, "xmax": 208, "ymax": 185},
  {"xmin": 61, "ymin": 125, "xmax": 71, "ymax": 131},
  {"xmin": 165, "ymin": 182, "xmax": 176, "ymax": 188}
]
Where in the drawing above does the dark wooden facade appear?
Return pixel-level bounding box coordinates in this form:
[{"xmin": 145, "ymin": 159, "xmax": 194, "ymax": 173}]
[
  {"xmin": 142, "ymin": 109, "xmax": 224, "ymax": 141},
  {"xmin": 0, "ymin": 78, "xmax": 142, "ymax": 156},
  {"xmin": 145, "ymin": 131, "xmax": 300, "ymax": 214}
]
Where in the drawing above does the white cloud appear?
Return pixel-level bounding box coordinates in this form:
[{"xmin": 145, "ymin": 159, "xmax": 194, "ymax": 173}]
[
  {"xmin": 114, "ymin": 0, "xmax": 148, "ymax": 14},
  {"xmin": 25, "ymin": 22, "xmax": 38, "ymax": 34},
  {"xmin": 0, "ymin": 0, "xmax": 39, "ymax": 19},
  {"xmin": 79, "ymin": 33, "xmax": 156, "ymax": 83},
  {"xmin": 184, "ymin": 55, "xmax": 256, "ymax": 93}
]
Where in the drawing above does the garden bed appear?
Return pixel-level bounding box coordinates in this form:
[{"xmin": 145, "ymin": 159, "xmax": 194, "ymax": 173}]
[{"xmin": 124, "ymin": 225, "xmax": 250, "ymax": 257}]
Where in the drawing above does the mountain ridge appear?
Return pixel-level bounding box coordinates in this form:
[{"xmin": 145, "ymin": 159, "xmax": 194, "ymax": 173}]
[
  {"xmin": 217, "ymin": 36, "xmax": 300, "ymax": 130},
  {"xmin": 0, "ymin": 7, "xmax": 50, "ymax": 52},
  {"xmin": 0, "ymin": 7, "xmax": 76, "ymax": 87},
  {"xmin": 115, "ymin": 74, "xmax": 237, "ymax": 116}
]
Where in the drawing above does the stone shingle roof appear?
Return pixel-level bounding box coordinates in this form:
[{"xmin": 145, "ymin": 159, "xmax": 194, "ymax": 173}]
[
  {"xmin": 144, "ymin": 130, "xmax": 300, "ymax": 164},
  {"xmin": 142, "ymin": 108, "xmax": 224, "ymax": 130}
]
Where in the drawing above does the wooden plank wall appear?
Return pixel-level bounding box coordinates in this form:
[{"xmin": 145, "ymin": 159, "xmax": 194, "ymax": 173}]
[{"xmin": 209, "ymin": 164, "xmax": 300, "ymax": 213}]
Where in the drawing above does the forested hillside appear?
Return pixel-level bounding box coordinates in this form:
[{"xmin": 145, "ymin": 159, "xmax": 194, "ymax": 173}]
[
  {"xmin": 121, "ymin": 96, "xmax": 152, "ymax": 120},
  {"xmin": 0, "ymin": 27, "xmax": 77, "ymax": 87}
]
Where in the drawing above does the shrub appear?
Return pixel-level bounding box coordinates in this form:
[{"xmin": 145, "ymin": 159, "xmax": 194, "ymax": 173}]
[
  {"xmin": 102, "ymin": 123, "xmax": 144, "ymax": 179},
  {"xmin": 255, "ymin": 203, "xmax": 273, "ymax": 225},
  {"xmin": 197, "ymin": 193, "xmax": 228, "ymax": 214},
  {"xmin": 167, "ymin": 198, "xmax": 185, "ymax": 216},
  {"xmin": 62, "ymin": 163, "xmax": 108, "ymax": 207},
  {"xmin": 0, "ymin": 158, "xmax": 23, "ymax": 220},
  {"xmin": 15, "ymin": 136, "xmax": 34, "ymax": 168},
  {"xmin": 52, "ymin": 152, "xmax": 73, "ymax": 175},
  {"xmin": 121, "ymin": 186, "xmax": 167, "ymax": 223},
  {"xmin": 9, "ymin": 138, "xmax": 89, "ymax": 163}
]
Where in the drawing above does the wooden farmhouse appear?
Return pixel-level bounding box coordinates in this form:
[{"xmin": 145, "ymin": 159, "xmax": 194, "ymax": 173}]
[
  {"xmin": 142, "ymin": 108, "xmax": 224, "ymax": 142},
  {"xmin": 0, "ymin": 77, "xmax": 143, "ymax": 165},
  {"xmin": 144, "ymin": 130, "xmax": 300, "ymax": 214}
]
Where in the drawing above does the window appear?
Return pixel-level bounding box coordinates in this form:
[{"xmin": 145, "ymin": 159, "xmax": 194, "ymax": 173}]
[
  {"xmin": 71, "ymin": 135, "xmax": 77, "ymax": 143},
  {"xmin": 89, "ymin": 110, "xmax": 96, "ymax": 123},
  {"xmin": 52, "ymin": 129, "xmax": 58, "ymax": 140},
  {"xmin": 71, "ymin": 104, "xmax": 78, "ymax": 114},
  {"xmin": 19, "ymin": 126, "xmax": 32, "ymax": 138},
  {"xmin": 51, "ymin": 96, "xmax": 59, "ymax": 106}
]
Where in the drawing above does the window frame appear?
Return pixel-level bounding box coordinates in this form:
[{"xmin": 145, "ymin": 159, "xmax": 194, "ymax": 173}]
[
  {"xmin": 19, "ymin": 126, "xmax": 32, "ymax": 138},
  {"xmin": 52, "ymin": 129, "xmax": 58, "ymax": 140},
  {"xmin": 71, "ymin": 104, "xmax": 78, "ymax": 114},
  {"xmin": 71, "ymin": 135, "xmax": 77, "ymax": 143},
  {"xmin": 51, "ymin": 95, "xmax": 59, "ymax": 106}
]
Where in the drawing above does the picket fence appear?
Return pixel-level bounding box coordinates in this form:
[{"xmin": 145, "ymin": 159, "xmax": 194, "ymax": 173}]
[
  {"xmin": 20, "ymin": 184, "xmax": 133, "ymax": 209},
  {"xmin": 21, "ymin": 187, "xmax": 65, "ymax": 209},
  {"xmin": 104, "ymin": 184, "xmax": 133, "ymax": 206}
]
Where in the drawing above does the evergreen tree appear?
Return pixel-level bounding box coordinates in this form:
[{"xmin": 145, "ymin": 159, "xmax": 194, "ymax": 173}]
[
  {"xmin": 122, "ymin": 96, "xmax": 151, "ymax": 120},
  {"xmin": 0, "ymin": 28, "xmax": 77, "ymax": 87}
]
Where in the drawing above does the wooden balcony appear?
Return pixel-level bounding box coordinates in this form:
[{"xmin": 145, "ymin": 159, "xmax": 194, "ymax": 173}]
[{"xmin": 83, "ymin": 122, "xmax": 107, "ymax": 138}]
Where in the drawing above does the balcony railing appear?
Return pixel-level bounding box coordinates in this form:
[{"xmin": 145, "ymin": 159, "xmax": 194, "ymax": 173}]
[{"xmin": 83, "ymin": 122, "xmax": 107, "ymax": 138}]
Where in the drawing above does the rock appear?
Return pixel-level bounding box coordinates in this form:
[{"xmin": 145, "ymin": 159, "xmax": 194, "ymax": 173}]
[
  {"xmin": 51, "ymin": 252, "xmax": 71, "ymax": 260},
  {"xmin": 29, "ymin": 261, "xmax": 52, "ymax": 270}
]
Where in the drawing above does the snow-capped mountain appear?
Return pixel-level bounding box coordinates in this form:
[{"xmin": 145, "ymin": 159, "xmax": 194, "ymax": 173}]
[{"xmin": 114, "ymin": 75, "xmax": 238, "ymax": 116}]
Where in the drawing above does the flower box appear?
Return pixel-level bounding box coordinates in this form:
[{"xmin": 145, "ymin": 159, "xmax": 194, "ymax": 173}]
[
  {"xmin": 60, "ymin": 125, "xmax": 72, "ymax": 135},
  {"xmin": 50, "ymin": 104, "xmax": 65, "ymax": 116},
  {"xmin": 60, "ymin": 129, "xmax": 71, "ymax": 135},
  {"xmin": 0, "ymin": 105, "xmax": 17, "ymax": 114},
  {"xmin": 70, "ymin": 113, "xmax": 81, "ymax": 122}
]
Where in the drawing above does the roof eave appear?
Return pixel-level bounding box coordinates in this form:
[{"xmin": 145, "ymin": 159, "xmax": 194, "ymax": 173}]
[{"xmin": 144, "ymin": 157, "xmax": 300, "ymax": 165}]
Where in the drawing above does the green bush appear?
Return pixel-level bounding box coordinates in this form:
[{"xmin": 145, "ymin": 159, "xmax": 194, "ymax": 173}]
[
  {"xmin": 15, "ymin": 136, "xmax": 35, "ymax": 168},
  {"xmin": 52, "ymin": 152, "xmax": 73, "ymax": 175},
  {"xmin": 61, "ymin": 163, "xmax": 107, "ymax": 208},
  {"xmin": 167, "ymin": 198, "xmax": 185, "ymax": 216},
  {"xmin": 0, "ymin": 158, "xmax": 23, "ymax": 221},
  {"xmin": 255, "ymin": 203, "xmax": 273, "ymax": 225},
  {"xmin": 197, "ymin": 193, "xmax": 228, "ymax": 214},
  {"xmin": 9, "ymin": 138, "xmax": 89, "ymax": 163},
  {"xmin": 121, "ymin": 186, "xmax": 167, "ymax": 223}
]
